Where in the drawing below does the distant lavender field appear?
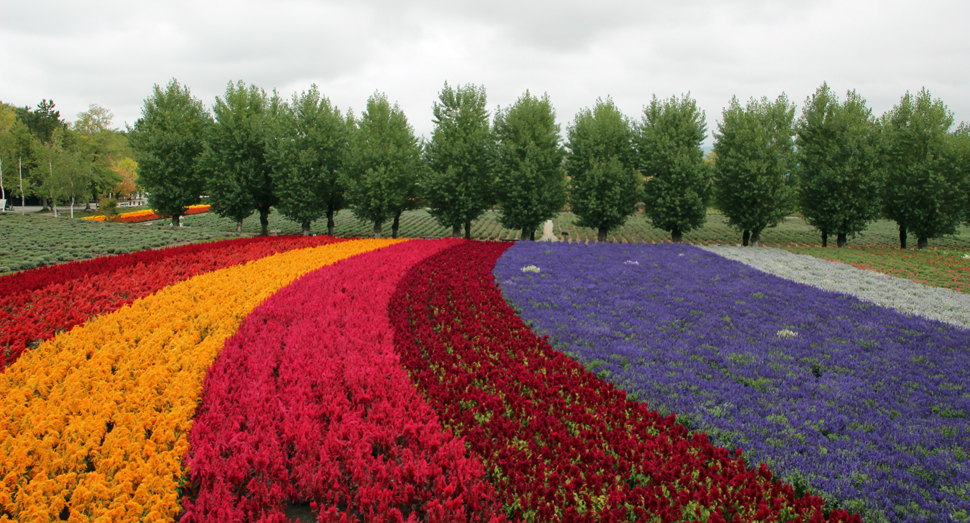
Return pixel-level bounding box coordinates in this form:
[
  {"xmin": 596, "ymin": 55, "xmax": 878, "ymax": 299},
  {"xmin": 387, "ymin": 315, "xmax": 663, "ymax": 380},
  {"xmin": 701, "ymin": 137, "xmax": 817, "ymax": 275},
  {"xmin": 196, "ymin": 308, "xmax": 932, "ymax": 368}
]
[{"xmin": 494, "ymin": 242, "xmax": 970, "ymax": 523}]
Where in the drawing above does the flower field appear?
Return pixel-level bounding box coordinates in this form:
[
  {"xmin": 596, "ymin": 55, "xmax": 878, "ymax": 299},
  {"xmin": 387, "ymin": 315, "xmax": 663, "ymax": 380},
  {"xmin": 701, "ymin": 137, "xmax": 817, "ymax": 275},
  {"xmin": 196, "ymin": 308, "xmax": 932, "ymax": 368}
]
[
  {"xmin": 83, "ymin": 205, "xmax": 211, "ymax": 223},
  {"xmin": 494, "ymin": 242, "xmax": 970, "ymax": 523},
  {"xmin": 15, "ymin": 235, "xmax": 965, "ymax": 521}
]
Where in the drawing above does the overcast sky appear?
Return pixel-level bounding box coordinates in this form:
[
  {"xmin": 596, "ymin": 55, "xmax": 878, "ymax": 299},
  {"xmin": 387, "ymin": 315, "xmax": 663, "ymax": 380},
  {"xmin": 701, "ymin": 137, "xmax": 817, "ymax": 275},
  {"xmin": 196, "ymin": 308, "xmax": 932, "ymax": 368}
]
[{"xmin": 2, "ymin": 0, "xmax": 968, "ymax": 147}]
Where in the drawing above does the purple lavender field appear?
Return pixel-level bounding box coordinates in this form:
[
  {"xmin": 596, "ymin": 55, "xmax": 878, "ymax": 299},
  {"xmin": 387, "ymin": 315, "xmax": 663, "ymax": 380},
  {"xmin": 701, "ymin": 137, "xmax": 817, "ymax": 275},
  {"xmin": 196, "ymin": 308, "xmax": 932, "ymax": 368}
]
[{"xmin": 494, "ymin": 242, "xmax": 970, "ymax": 523}]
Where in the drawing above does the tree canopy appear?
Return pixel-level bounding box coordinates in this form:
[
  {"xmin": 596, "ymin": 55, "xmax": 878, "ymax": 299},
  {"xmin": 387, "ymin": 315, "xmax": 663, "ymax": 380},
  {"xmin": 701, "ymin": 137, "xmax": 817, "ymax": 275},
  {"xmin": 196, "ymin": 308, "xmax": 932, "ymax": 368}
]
[
  {"xmin": 883, "ymin": 88, "xmax": 968, "ymax": 249},
  {"xmin": 565, "ymin": 97, "xmax": 641, "ymax": 241},
  {"xmin": 713, "ymin": 94, "xmax": 797, "ymax": 246},
  {"xmin": 424, "ymin": 82, "xmax": 495, "ymax": 239},
  {"xmin": 795, "ymin": 83, "xmax": 884, "ymax": 247},
  {"xmin": 636, "ymin": 93, "xmax": 711, "ymax": 243},
  {"xmin": 493, "ymin": 91, "xmax": 566, "ymax": 240},
  {"xmin": 201, "ymin": 80, "xmax": 278, "ymax": 235},
  {"xmin": 269, "ymin": 85, "xmax": 349, "ymax": 235},
  {"xmin": 342, "ymin": 92, "xmax": 425, "ymax": 238},
  {"xmin": 130, "ymin": 79, "xmax": 210, "ymax": 226}
]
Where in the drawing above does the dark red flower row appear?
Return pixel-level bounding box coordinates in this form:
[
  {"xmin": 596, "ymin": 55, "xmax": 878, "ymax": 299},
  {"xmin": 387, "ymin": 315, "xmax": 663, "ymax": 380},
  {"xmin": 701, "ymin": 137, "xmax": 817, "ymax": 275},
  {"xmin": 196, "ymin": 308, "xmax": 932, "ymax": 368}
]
[
  {"xmin": 183, "ymin": 240, "xmax": 506, "ymax": 522},
  {"xmin": 388, "ymin": 241, "xmax": 862, "ymax": 523},
  {"xmin": 0, "ymin": 235, "xmax": 346, "ymax": 371}
]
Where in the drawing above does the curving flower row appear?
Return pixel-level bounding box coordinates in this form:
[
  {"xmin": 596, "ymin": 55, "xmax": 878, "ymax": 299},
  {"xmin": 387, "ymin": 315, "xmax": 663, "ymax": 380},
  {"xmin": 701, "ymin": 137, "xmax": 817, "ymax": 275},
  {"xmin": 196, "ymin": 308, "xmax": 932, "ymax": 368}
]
[
  {"xmin": 0, "ymin": 239, "xmax": 397, "ymax": 521},
  {"xmin": 83, "ymin": 204, "xmax": 210, "ymax": 223},
  {"xmin": 388, "ymin": 241, "xmax": 859, "ymax": 523},
  {"xmin": 494, "ymin": 242, "xmax": 970, "ymax": 523},
  {"xmin": 183, "ymin": 239, "xmax": 506, "ymax": 522},
  {"xmin": 0, "ymin": 235, "xmax": 347, "ymax": 371},
  {"xmin": 0, "ymin": 238, "xmax": 871, "ymax": 522}
]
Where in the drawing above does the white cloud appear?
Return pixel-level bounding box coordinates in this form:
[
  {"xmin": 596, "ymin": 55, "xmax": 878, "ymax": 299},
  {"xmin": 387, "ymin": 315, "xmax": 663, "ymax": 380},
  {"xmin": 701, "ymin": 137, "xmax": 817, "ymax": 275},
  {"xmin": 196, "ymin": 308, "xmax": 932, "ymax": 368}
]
[{"xmin": 1, "ymin": 0, "xmax": 967, "ymax": 144}]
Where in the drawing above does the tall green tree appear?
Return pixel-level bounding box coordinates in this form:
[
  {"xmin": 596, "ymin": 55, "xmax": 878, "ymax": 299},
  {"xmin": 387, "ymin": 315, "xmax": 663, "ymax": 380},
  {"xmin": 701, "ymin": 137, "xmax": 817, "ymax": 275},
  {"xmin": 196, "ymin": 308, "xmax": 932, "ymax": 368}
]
[
  {"xmin": 74, "ymin": 104, "xmax": 127, "ymax": 207},
  {"xmin": 883, "ymin": 88, "xmax": 967, "ymax": 249},
  {"xmin": 0, "ymin": 103, "xmax": 17, "ymax": 207},
  {"xmin": 269, "ymin": 85, "xmax": 349, "ymax": 235},
  {"xmin": 636, "ymin": 93, "xmax": 711, "ymax": 243},
  {"xmin": 129, "ymin": 79, "xmax": 210, "ymax": 226},
  {"xmin": 342, "ymin": 92, "xmax": 425, "ymax": 238},
  {"xmin": 424, "ymin": 82, "xmax": 496, "ymax": 239},
  {"xmin": 795, "ymin": 84, "xmax": 884, "ymax": 248},
  {"xmin": 564, "ymin": 97, "xmax": 640, "ymax": 242},
  {"xmin": 494, "ymin": 91, "xmax": 566, "ymax": 240},
  {"xmin": 713, "ymin": 94, "xmax": 797, "ymax": 246},
  {"xmin": 202, "ymin": 80, "xmax": 278, "ymax": 236}
]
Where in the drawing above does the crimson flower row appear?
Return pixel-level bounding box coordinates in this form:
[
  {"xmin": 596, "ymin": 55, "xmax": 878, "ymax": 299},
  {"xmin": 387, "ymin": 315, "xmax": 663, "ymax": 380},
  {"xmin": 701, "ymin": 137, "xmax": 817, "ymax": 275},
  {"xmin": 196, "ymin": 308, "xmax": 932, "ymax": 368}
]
[
  {"xmin": 388, "ymin": 241, "xmax": 861, "ymax": 523},
  {"xmin": 0, "ymin": 235, "xmax": 346, "ymax": 370},
  {"xmin": 183, "ymin": 240, "xmax": 506, "ymax": 522}
]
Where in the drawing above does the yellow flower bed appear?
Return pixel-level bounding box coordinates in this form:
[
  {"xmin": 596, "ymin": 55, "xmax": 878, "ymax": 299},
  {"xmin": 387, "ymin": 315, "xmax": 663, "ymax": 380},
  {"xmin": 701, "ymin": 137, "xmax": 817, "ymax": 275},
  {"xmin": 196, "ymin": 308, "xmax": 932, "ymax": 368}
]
[{"xmin": 0, "ymin": 238, "xmax": 403, "ymax": 522}]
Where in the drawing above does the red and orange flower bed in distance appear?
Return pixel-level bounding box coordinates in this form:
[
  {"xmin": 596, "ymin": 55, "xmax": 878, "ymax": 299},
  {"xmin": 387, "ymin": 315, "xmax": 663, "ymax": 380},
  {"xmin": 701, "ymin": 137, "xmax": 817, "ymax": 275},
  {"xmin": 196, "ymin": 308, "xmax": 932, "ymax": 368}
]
[{"xmin": 83, "ymin": 204, "xmax": 211, "ymax": 223}]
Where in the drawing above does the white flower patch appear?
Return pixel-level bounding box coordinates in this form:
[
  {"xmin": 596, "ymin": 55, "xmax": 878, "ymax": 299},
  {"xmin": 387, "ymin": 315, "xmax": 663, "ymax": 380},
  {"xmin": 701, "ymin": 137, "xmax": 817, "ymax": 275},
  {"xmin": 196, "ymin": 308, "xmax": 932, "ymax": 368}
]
[
  {"xmin": 521, "ymin": 265, "xmax": 541, "ymax": 273},
  {"xmin": 624, "ymin": 260, "xmax": 640, "ymax": 266},
  {"xmin": 699, "ymin": 245, "xmax": 970, "ymax": 329},
  {"xmin": 776, "ymin": 329, "xmax": 798, "ymax": 339}
]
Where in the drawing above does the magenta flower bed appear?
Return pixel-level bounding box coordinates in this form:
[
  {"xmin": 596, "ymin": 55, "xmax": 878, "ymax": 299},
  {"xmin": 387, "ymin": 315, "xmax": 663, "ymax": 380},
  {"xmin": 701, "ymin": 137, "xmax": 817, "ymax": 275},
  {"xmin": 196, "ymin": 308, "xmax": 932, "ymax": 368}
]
[{"xmin": 183, "ymin": 239, "xmax": 506, "ymax": 522}]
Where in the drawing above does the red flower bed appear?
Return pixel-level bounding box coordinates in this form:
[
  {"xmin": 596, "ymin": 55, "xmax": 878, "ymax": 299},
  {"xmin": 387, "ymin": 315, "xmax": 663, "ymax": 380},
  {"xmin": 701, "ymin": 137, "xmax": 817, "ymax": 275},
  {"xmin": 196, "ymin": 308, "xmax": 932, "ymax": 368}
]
[
  {"xmin": 388, "ymin": 241, "xmax": 861, "ymax": 523},
  {"xmin": 183, "ymin": 239, "xmax": 506, "ymax": 523},
  {"xmin": 0, "ymin": 235, "xmax": 347, "ymax": 371}
]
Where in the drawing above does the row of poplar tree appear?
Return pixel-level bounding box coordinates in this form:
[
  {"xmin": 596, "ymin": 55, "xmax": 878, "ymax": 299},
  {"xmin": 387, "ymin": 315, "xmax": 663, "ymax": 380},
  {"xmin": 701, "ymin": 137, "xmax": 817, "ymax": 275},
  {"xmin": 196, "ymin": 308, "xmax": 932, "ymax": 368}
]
[{"xmin": 131, "ymin": 79, "xmax": 970, "ymax": 248}]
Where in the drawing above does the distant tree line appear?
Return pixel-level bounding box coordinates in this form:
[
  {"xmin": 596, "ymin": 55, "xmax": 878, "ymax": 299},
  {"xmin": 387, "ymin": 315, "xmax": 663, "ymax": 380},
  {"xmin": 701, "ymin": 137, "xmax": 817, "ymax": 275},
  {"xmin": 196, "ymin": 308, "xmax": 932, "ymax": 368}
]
[
  {"xmin": 0, "ymin": 100, "xmax": 138, "ymax": 215},
  {"xmin": 122, "ymin": 79, "xmax": 970, "ymax": 248}
]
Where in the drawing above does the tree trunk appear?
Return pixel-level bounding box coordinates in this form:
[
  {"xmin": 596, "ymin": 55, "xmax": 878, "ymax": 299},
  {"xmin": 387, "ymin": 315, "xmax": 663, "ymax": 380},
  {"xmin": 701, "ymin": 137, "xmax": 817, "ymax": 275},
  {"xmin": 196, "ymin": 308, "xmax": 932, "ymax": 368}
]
[
  {"xmin": 520, "ymin": 229, "xmax": 530, "ymax": 241},
  {"xmin": 464, "ymin": 220, "xmax": 472, "ymax": 240},
  {"xmin": 917, "ymin": 236, "xmax": 928, "ymax": 249},
  {"xmin": 899, "ymin": 226, "xmax": 907, "ymax": 249},
  {"xmin": 172, "ymin": 214, "xmax": 180, "ymax": 227},
  {"xmin": 327, "ymin": 209, "xmax": 335, "ymax": 236},
  {"xmin": 598, "ymin": 228, "xmax": 608, "ymax": 242},
  {"xmin": 392, "ymin": 212, "xmax": 401, "ymax": 239},
  {"xmin": 671, "ymin": 230, "xmax": 682, "ymax": 243},
  {"xmin": 530, "ymin": 229, "xmax": 536, "ymax": 241},
  {"xmin": 821, "ymin": 231, "xmax": 828, "ymax": 247},
  {"xmin": 836, "ymin": 232, "xmax": 847, "ymax": 248},
  {"xmin": 742, "ymin": 230, "xmax": 750, "ymax": 246},
  {"xmin": 453, "ymin": 225, "xmax": 462, "ymax": 238},
  {"xmin": 750, "ymin": 229, "xmax": 762, "ymax": 246},
  {"xmin": 236, "ymin": 220, "xmax": 243, "ymax": 234},
  {"xmin": 259, "ymin": 208, "xmax": 270, "ymax": 237},
  {"xmin": 301, "ymin": 222, "xmax": 311, "ymax": 236},
  {"xmin": 373, "ymin": 220, "xmax": 383, "ymax": 238}
]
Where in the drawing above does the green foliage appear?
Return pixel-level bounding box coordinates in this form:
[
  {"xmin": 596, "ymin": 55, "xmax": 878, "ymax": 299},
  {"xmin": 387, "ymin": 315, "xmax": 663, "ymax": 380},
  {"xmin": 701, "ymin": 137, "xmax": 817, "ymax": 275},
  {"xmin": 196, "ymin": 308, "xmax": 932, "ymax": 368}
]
[
  {"xmin": 342, "ymin": 92, "xmax": 425, "ymax": 238},
  {"xmin": 129, "ymin": 79, "xmax": 210, "ymax": 226},
  {"xmin": 201, "ymin": 80, "xmax": 278, "ymax": 235},
  {"xmin": 636, "ymin": 93, "xmax": 711, "ymax": 242},
  {"xmin": 796, "ymin": 83, "xmax": 884, "ymax": 247},
  {"xmin": 713, "ymin": 94, "xmax": 797, "ymax": 245},
  {"xmin": 0, "ymin": 213, "xmax": 218, "ymax": 274},
  {"xmin": 883, "ymin": 88, "xmax": 968, "ymax": 249},
  {"xmin": 565, "ymin": 97, "xmax": 640, "ymax": 242},
  {"xmin": 494, "ymin": 91, "xmax": 567, "ymax": 240},
  {"xmin": 268, "ymin": 85, "xmax": 349, "ymax": 236},
  {"xmin": 424, "ymin": 82, "xmax": 496, "ymax": 239}
]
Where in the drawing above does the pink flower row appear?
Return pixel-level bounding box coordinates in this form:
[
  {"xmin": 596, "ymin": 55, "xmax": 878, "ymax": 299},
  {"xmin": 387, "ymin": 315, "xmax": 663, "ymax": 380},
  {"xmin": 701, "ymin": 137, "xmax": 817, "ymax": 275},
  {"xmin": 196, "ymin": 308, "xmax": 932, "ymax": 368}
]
[{"xmin": 181, "ymin": 239, "xmax": 507, "ymax": 522}]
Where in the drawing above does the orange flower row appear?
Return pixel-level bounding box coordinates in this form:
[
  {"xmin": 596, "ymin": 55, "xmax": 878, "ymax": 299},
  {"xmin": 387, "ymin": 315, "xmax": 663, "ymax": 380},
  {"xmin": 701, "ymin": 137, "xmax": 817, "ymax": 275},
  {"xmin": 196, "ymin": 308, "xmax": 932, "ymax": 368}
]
[{"xmin": 0, "ymin": 239, "xmax": 404, "ymax": 522}]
